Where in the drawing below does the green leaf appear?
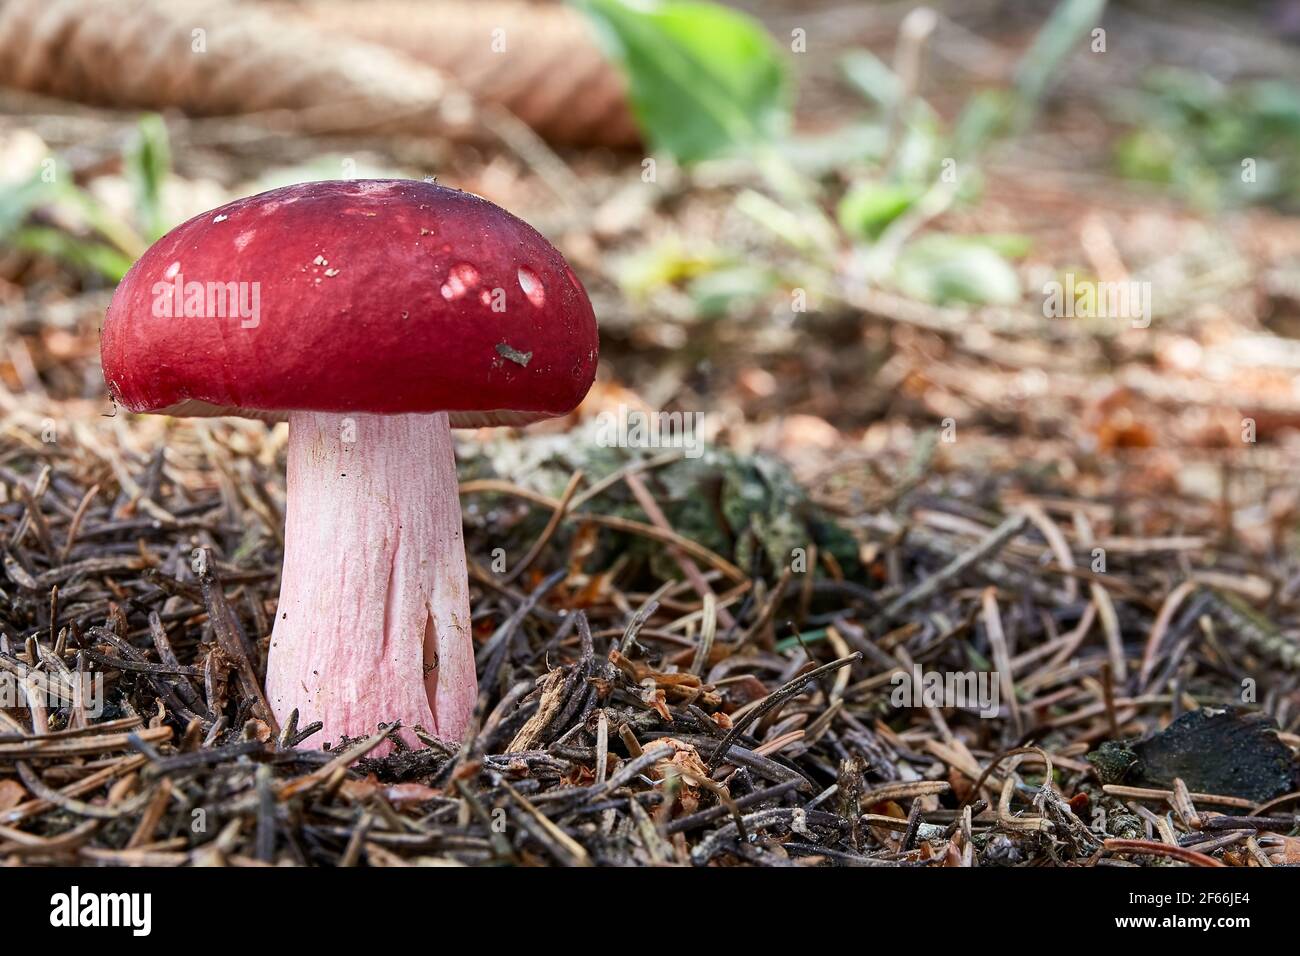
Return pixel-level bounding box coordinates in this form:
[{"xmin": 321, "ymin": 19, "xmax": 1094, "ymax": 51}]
[
  {"xmin": 735, "ymin": 189, "xmax": 835, "ymax": 254},
  {"xmin": 126, "ymin": 113, "xmax": 172, "ymax": 241},
  {"xmin": 56, "ymin": 185, "xmax": 148, "ymax": 260},
  {"xmin": 615, "ymin": 236, "xmax": 729, "ymax": 299},
  {"xmin": 839, "ymin": 50, "xmax": 901, "ymax": 108},
  {"xmin": 775, "ymin": 123, "xmax": 887, "ymax": 176},
  {"xmin": 688, "ymin": 264, "xmax": 775, "ymax": 317},
  {"xmin": 952, "ymin": 0, "xmax": 1107, "ymax": 158},
  {"xmin": 894, "ymin": 235, "xmax": 1022, "ymax": 306},
  {"xmin": 953, "ymin": 89, "xmax": 1014, "ymax": 159},
  {"xmin": 1114, "ymin": 129, "xmax": 1177, "ymax": 184},
  {"xmin": 837, "ymin": 181, "xmax": 925, "ymax": 240},
  {"xmin": 1010, "ymin": 0, "xmax": 1107, "ymax": 129},
  {"xmin": 573, "ymin": 0, "xmax": 790, "ymax": 163},
  {"xmin": 11, "ymin": 227, "xmax": 134, "ymax": 282},
  {"xmin": 0, "ymin": 170, "xmax": 57, "ymax": 236},
  {"xmin": 0, "ymin": 164, "xmax": 146, "ymax": 273},
  {"xmin": 1251, "ymin": 81, "xmax": 1300, "ymax": 132}
]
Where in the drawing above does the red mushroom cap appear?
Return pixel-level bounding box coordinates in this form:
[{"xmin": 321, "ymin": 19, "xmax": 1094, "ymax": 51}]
[{"xmin": 101, "ymin": 179, "xmax": 598, "ymax": 427}]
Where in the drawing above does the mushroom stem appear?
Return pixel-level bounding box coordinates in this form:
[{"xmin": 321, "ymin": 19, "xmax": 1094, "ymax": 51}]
[{"xmin": 266, "ymin": 410, "xmax": 476, "ymax": 748}]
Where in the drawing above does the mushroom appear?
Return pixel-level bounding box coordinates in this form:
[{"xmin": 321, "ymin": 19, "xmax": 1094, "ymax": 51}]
[{"xmin": 101, "ymin": 179, "xmax": 598, "ymax": 747}]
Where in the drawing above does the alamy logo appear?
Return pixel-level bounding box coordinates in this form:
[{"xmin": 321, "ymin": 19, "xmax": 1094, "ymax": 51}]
[
  {"xmin": 1043, "ymin": 274, "xmax": 1151, "ymax": 329},
  {"xmin": 152, "ymin": 263, "xmax": 260, "ymax": 328},
  {"xmin": 0, "ymin": 671, "xmax": 104, "ymax": 717},
  {"xmin": 49, "ymin": 886, "xmax": 151, "ymax": 936},
  {"xmin": 890, "ymin": 664, "xmax": 1000, "ymax": 718},
  {"xmin": 594, "ymin": 403, "xmax": 705, "ymax": 459}
]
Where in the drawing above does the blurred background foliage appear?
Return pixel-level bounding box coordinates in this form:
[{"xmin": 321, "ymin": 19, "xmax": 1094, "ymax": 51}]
[
  {"xmin": 1113, "ymin": 67, "xmax": 1300, "ymax": 208},
  {"xmin": 4, "ymin": 0, "xmax": 1299, "ymax": 313}
]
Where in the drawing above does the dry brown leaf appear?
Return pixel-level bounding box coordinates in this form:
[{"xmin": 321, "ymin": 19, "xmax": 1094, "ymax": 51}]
[
  {"xmin": 275, "ymin": 0, "xmax": 639, "ymax": 147},
  {"xmin": 0, "ymin": 0, "xmax": 478, "ymax": 140}
]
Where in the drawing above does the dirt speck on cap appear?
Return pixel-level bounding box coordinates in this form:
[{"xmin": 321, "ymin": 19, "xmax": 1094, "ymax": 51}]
[{"xmin": 495, "ymin": 342, "xmax": 532, "ymax": 367}]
